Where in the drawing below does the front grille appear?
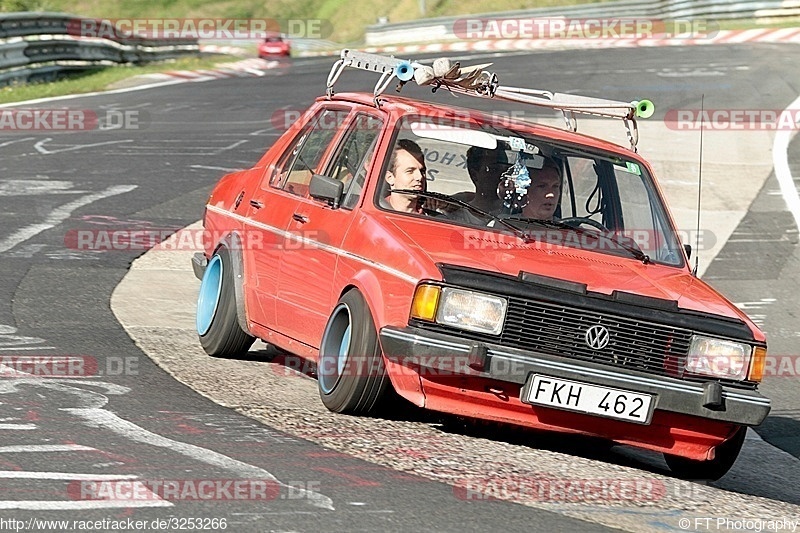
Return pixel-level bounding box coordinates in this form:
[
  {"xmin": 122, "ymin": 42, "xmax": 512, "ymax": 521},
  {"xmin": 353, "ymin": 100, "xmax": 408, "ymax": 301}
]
[{"xmin": 500, "ymin": 296, "xmax": 692, "ymax": 376}]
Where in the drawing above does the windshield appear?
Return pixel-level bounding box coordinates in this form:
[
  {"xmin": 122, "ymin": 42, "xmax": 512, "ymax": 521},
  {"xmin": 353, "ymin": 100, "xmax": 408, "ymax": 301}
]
[{"xmin": 375, "ymin": 115, "xmax": 685, "ymax": 267}]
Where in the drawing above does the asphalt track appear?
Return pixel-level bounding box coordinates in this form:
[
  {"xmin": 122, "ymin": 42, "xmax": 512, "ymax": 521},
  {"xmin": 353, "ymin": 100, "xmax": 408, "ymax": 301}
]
[{"xmin": 0, "ymin": 44, "xmax": 799, "ymax": 531}]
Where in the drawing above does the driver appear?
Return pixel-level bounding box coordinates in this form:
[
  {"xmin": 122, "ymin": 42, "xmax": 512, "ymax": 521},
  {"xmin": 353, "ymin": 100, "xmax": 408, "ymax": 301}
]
[
  {"xmin": 521, "ymin": 159, "xmax": 562, "ymax": 220},
  {"xmin": 384, "ymin": 139, "xmax": 427, "ymax": 213}
]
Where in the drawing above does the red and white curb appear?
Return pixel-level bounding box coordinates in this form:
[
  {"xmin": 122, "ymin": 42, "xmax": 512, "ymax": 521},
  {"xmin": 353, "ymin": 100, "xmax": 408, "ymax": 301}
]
[
  {"xmin": 142, "ymin": 57, "xmax": 284, "ymax": 83},
  {"xmin": 298, "ymin": 27, "xmax": 800, "ymax": 57}
]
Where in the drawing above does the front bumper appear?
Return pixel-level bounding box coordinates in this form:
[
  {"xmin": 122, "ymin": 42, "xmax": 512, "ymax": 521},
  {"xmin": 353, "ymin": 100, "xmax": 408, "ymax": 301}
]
[{"xmin": 379, "ymin": 325, "xmax": 770, "ymax": 426}]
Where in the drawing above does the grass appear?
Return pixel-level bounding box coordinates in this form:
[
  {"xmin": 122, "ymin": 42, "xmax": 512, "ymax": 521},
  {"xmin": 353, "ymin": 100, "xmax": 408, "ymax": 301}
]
[
  {"xmin": 2, "ymin": 0, "xmax": 616, "ymax": 43},
  {"xmin": 0, "ymin": 55, "xmax": 237, "ymax": 104},
  {"xmin": 718, "ymin": 17, "xmax": 800, "ymax": 30}
]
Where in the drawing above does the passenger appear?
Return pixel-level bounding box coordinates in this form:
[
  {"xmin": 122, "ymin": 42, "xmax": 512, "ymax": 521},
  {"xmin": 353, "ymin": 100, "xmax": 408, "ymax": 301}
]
[
  {"xmin": 462, "ymin": 145, "xmax": 509, "ymax": 213},
  {"xmin": 384, "ymin": 139, "xmax": 428, "ymax": 213},
  {"xmin": 521, "ymin": 159, "xmax": 562, "ymax": 221}
]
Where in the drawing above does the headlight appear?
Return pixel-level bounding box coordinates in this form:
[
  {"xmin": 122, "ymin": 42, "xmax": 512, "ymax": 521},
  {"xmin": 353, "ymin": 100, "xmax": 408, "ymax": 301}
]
[
  {"xmin": 685, "ymin": 335, "xmax": 752, "ymax": 381},
  {"xmin": 411, "ymin": 285, "xmax": 507, "ymax": 335}
]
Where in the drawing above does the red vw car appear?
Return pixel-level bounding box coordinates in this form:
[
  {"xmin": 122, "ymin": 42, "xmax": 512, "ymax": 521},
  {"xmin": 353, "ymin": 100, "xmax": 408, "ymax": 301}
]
[{"xmin": 193, "ymin": 51, "xmax": 769, "ymax": 480}]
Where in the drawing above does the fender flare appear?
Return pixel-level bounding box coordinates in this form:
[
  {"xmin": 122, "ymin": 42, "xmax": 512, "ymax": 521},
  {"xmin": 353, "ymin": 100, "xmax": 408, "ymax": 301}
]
[{"xmin": 214, "ymin": 232, "xmax": 252, "ymax": 336}]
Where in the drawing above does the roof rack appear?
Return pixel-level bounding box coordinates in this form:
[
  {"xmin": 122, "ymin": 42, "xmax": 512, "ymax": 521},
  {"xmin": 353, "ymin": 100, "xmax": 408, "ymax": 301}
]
[{"xmin": 325, "ymin": 49, "xmax": 654, "ymax": 151}]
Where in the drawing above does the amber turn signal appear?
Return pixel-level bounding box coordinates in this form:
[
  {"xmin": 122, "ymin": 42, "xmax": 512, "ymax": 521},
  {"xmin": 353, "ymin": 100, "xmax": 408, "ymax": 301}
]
[
  {"xmin": 748, "ymin": 346, "xmax": 767, "ymax": 382},
  {"xmin": 410, "ymin": 284, "xmax": 440, "ymax": 322}
]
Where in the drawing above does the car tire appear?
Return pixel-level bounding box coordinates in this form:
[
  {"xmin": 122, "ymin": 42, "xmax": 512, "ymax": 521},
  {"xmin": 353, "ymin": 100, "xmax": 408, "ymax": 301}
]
[
  {"xmin": 318, "ymin": 289, "xmax": 390, "ymax": 415},
  {"xmin": 663, "ymin": 425, "xmax": 747, "ymax": 481},
  {"xmin": 196, "ymin": 247, "xmax": 255, "ymax": 357}
]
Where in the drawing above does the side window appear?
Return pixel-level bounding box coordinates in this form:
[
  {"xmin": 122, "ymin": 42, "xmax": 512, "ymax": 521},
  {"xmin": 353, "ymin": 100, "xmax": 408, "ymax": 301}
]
[
  {"xmin": 615, "ymin": 165, "xmax": 678, "ymax": 263},
  {"xmin": 266, "ymin": 121, "xmax": 313, "ymax": 189},
  {"xmin": 564, "ymin": 156, "xmax": 605, "ymax": 222},
  {"xmin": 277, "ymin": 108, "xmax": 349, "ymax": 197},
  {"xmin": 325, "ymin": 114, "xmax": 383, "ymax": 209}
]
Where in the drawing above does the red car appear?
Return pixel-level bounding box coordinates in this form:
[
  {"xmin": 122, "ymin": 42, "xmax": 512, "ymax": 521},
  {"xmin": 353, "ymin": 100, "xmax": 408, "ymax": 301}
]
[
  {"xmin": 193, "ymin": 51, "xmax": 769, "ymax": 481},
  {"xmin": 258, "ymin": 33, "xmax": 290, "ymax": 57}
]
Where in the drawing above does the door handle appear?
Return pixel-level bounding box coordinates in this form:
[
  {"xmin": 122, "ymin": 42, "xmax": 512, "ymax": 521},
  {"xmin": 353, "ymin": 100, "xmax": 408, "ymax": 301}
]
[
  {"xmin": 249, "ymin": 199, "xmax": 264, "ymax": 209},
  {"xmin": 292, "ymin": 213, "xmax": 308, "ymax": 224}
]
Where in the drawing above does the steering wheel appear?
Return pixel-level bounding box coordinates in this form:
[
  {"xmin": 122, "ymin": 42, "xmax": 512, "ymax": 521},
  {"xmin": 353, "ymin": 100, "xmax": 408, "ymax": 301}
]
[{"xmin": 560, "ymin": 216, "xmax": 608, "ymax": 232}]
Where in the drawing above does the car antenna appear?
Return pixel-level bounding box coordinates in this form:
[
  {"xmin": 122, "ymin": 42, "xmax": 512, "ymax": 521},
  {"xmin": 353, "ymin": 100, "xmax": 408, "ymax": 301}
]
[{"xmin": 693, "ymin": 94, "xmax": 705, "ymax": 276}]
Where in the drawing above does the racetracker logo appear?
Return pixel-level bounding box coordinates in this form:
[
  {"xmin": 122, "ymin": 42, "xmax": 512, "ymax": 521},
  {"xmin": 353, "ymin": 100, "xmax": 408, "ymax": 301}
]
[
  {"xmin": 68, "ymin": 479, "xmax": 281, "ymax": 501},
  {"xmin": 452, "ymin": 18, "xmax": 718, "ymax": 40},
  {"xmin": 686, "ymin": 355, "xmax": 800, "ymax": 378},
  {"xmin": 69, "ymin": 18, "xmax": 331, "ymax": 39},
  {"xmin": 0, "ymin": 109, "xmax": 147, "ymax": 132},
  {"xmin": 269, "ymin": 108, "xmax": 538, "ymax": 132},
  {"xmin": 272, "ymin": 354, "xmax": 530, "ymax": 379},
  {"xmin": 450, "ymin": 229, "xmax": 716, "ymax": 252},
  {"xmin": 0, "ymin": 356, "xmax": 138, "ymax": 377},
  {"xmin": 454, "ymin": 476, "xmax": 666, "ymax": 502},
  {"xmin": 64, "ymin": 228, "xmax": 332, "ymax": 252},
  {"xmin": 665, "ymin": 109, "xmax": 800, "ymax": 130}
]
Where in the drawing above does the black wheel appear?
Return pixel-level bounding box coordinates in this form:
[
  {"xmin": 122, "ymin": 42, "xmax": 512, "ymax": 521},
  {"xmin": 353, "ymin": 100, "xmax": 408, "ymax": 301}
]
[
  {"xmin": 561, "ymin": 216, "xmax": 608, "ymax": 231},
  {"xmin": 664, "ymin": 425, "xmax": 747, "ymax": 481},
  {"xmin": 196, "ymin": 247, "xmax": 255, "ymax": 357},
  {"xmin": 318, "ymin": 290, "xmax": 390, "ymax": 415}
]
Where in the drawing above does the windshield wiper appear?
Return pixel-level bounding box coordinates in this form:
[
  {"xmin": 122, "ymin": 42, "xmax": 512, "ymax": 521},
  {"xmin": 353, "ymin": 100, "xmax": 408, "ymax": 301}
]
[
  {"xmin": 502, "ymin": 216, "xmax": 651, "ymax": 264},
  {"xmin": 390, "ymin": 189, "xmax": 533, "ymax": 243}
]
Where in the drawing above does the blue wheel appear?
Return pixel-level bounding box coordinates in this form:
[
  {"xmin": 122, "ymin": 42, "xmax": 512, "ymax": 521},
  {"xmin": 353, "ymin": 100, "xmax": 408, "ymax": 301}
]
[
  {"xmin": 196, "ymin": 255, "xmax": 222, "ymax": 336},
  {"xmin": 318, "ymin": 290, "xmax": 390, "ymax": 414},
  {"xmin": 319, "ymin": 303, "xmax": 352, "ymax": 394},
  {"xmin": 197, "ymin": 247, "xmax": 255, "ymax": 357}
]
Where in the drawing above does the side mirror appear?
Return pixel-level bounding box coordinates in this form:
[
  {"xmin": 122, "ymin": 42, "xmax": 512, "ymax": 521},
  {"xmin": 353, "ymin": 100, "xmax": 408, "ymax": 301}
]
[
  {"xmin": 684, "ymin": 244, "xmax": 692, "ymax": 260},
  {"xmin": 309, "ymin": 173, "xmax": 344, "ymax": 209}
]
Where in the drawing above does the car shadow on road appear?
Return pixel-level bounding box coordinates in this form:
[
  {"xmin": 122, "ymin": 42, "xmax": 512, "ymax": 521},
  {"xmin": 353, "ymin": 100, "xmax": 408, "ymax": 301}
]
[
  {"xmin": 435, "ymin": 416, "xmax": 800, "ymax": 505},
  {"xmin": 232, "ymin": 344, "xmax": 800, "ymax": 505},
  {"xmin": 755, "ymin": 415, "xmax": 800, "ymax": 459}
]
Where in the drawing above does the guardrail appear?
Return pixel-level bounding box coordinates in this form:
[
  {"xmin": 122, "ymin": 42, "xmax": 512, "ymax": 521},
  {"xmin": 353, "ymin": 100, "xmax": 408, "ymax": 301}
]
[
  {"xmin": 0, "ymin": 12, "xmax": 199, "ymax": 86},
  {"xmin": 365, "ymin": 0, "xmax": 800, "ymax": 46}
]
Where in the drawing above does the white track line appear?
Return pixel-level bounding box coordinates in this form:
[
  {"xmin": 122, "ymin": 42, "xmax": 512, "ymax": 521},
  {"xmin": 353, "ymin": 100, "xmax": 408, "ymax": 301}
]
[
  {"xmin": 64, "ymin": 406, "xmax": 335, "ymax": 510},
  {"xmin": 772, "ymin": 95, "xmax": 800, "ymax": 231},
  {"xmin": 0, "ymin": 471, "xmax": 137, "ymax": 480},
  {"xmin": 0, "ymin": 444, "xmax": 95, "ymax": 453},
  {"xmin": 0, "ymin": 500, "xmax": 171, "ymax": 510},
  {"xmin": 0, "ymin": 184, "xmax": 137, "ymax": 254}
]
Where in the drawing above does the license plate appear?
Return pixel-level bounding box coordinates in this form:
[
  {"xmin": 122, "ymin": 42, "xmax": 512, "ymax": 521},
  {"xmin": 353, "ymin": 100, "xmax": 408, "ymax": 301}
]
[{"xmin": 522, "ymin": 374, "xmax": 654, "ymax": 424}]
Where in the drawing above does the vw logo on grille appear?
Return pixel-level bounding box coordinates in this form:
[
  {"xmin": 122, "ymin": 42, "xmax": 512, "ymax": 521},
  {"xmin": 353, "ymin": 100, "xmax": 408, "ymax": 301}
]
[{"xmin": 585, "ymin": 325, "xmax": 610, "ymax": 350}]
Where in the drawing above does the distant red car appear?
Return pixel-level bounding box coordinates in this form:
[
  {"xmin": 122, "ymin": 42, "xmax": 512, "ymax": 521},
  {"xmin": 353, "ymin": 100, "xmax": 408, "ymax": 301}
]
[
  {"xmin": 258, "ymin": 33, "xmax": 290, "ymax": 57},
  {"xmin": 193, "ymin": 51, "xmax": 769, "ymax": 481}
]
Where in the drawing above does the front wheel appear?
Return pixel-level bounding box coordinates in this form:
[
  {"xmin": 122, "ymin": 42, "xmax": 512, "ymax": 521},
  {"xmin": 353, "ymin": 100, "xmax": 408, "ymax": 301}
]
[
  {"xmin": 318, "ymin": 290, "xmax": 390, "ymax": 415},
  {"xmin": 196, "ymin": 247, "xmax": 255, "ymax": 357},
  {"xmin": 664, "ymin": 425, "xmax": 747, "ymax": 481}
]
